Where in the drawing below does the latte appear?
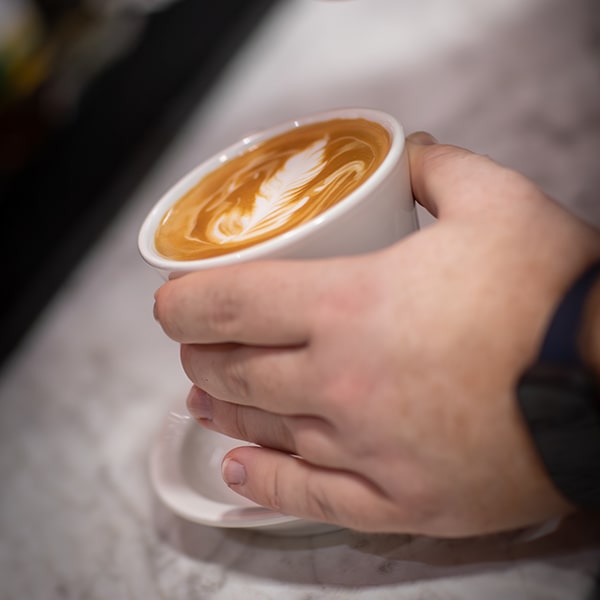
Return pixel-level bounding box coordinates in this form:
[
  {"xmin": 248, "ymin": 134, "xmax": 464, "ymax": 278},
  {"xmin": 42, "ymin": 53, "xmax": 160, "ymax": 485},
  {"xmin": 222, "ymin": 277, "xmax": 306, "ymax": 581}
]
[{"xmin": 154, "ymin": 118, "xmax": 391, "ymax": 261}]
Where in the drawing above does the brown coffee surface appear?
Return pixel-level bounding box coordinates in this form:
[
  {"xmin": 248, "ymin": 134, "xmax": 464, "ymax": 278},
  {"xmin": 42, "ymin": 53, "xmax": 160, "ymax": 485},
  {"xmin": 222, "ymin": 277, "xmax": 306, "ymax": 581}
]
[{"xmin": 154, "ymin": 118, "xmax": 390, "ymax": 260}]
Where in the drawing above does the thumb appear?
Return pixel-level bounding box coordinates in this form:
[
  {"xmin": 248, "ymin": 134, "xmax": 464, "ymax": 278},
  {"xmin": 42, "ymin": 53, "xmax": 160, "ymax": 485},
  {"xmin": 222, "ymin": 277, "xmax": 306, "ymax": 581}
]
[{"xmin": 406, "ymin": 131, "xmax": 541, "ymax": 221}]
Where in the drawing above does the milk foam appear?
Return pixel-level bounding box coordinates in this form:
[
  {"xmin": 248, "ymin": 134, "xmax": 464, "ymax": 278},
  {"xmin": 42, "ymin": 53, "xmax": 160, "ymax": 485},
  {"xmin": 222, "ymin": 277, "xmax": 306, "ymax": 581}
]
[
  {"xmin": 154, "ymin": 118, "xmax": 390, "ymax": 260},
  {"xmin": 204, "ymin": 138, "xmax": 327, "ymax": 244}
]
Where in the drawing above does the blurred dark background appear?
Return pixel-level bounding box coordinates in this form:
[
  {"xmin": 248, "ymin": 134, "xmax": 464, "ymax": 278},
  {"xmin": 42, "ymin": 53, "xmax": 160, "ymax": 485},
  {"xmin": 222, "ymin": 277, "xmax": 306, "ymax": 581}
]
[{"xmin": 0, "ymin": 0, "xmax": 279, "ymax": 368}]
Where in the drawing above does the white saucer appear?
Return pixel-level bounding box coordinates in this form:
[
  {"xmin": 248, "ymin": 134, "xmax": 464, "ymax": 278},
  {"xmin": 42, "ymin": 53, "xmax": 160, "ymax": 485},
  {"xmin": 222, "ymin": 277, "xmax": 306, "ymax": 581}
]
[{"xmin": 149, "ymin": 402, "xmax": 339, "ymax": 536}]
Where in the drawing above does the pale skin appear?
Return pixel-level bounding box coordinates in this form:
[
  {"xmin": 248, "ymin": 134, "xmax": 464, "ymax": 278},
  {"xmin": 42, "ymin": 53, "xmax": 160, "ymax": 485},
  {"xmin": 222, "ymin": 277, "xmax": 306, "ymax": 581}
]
[{"xmin": 153, "ymin": 132, "xmax": 600, "ymax": 537}]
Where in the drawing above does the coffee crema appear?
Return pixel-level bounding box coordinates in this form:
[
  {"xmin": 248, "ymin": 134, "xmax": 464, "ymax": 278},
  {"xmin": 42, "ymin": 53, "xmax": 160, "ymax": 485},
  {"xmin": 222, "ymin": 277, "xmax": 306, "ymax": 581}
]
[{"xmin": 154, "ymin": 118, "xmax": 391, "ymax": 260}]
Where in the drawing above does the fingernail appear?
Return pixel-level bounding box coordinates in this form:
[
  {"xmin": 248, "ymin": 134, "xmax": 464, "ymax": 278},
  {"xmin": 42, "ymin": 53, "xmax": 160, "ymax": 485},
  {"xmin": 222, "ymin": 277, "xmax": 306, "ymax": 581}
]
[
  {"xmin": 222, "ymin": 458, "xmax": 246, "ymax": 486},
  {"xmin": 186, "ymin": 387, "xmax": 213, "ymax": 421},
  {"xmin": 152, "ymin": 301, "xmax": 159, "ymax": 321},
  {"xmin": 407, "ymin": 131, "xmax": 438, "ymax": 146}
]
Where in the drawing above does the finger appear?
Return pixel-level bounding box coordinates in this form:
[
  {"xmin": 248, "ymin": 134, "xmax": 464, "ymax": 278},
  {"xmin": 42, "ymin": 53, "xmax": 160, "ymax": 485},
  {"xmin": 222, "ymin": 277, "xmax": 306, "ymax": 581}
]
[
  {"xmin": 221, "ymin": 446, "xmax": 403, "ymax": 532},
  {"xmin": 154, "ymin": 260, "xmax": 318, "ymax": 345},
  {"xmin": 406, "ymin": 131, "xmax": 547, "ymax": 220},
  {"xmin": 180, "ymin": 343, "xmax": 317, "ymax": 414},
  {"xmin": 186, "ymin": 386, "xmax": 345, "ymax": 467}
]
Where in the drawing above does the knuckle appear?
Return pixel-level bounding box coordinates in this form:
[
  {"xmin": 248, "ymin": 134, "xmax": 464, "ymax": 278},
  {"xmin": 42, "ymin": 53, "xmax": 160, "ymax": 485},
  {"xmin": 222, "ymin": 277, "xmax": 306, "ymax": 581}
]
[
  {"xmin": 223, "ymin": 354, "xmax": 251, "ymax": 402},
  {"xmin": 319, "ymin": 369, "xmax": 371, "ymax": 416},
  {"xmin": 422, "ymin": 142, "xmax": 468, "ymax": 168},
  {"xmin": 316, "ymin": 279, "xmax": 373, "ymax": 323},
  {"xmin": 231, "ymin": 405, "xmax": 252, "ymax": 441},
  {"xmin": 286, "ymin": 417, "xmax": 328, "ymax": 461},
  {"xmin": 153, "ymin": 285, "xmax": 183, "ymax": 340},
  {"xmin": 179, "ymin": 343, "xmax": 202, "ymax": 384},
  {"xmin": 203, "ymin": 289, "xmax": 243, "ymax": 339},
  {"xmin": 264, "ymin": 463, "xmax": 284, "ymax": 512},
  {"xmin": 391, "ymin": 481, "xmax": 443, "ymax": 532},
  {"xmin": 303, "ymin": 475, "xmax": 380, "ymax": 531},
  {"xmin": 304, "ymin": 477, "xmax": 340, "ymax": 524}
]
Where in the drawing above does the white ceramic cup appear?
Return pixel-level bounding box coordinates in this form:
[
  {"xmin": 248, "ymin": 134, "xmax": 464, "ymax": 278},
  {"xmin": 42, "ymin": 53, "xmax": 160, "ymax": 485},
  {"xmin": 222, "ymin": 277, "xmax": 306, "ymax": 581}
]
[
  {"xmin": 139, "ymin": 108, "xmax": 418, "ymax": 534},
  {"xmin": 138, "ymin": 107, "xmax": 418, "ymax": 279}
]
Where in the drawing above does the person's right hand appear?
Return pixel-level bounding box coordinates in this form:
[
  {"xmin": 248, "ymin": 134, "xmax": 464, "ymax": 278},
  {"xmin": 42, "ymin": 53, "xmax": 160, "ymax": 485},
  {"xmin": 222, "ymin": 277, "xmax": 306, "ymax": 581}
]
[{"xmin": 154, "ymin": 132, "xmax": 600, "ymax": 536}]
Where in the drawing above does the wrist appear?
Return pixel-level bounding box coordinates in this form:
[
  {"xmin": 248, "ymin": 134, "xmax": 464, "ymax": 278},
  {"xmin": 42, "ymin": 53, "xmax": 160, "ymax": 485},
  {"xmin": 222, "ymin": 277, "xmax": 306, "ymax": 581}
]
[{"xmin": 517, "ymin": 256, "xmax": 600, "ymax": 511}]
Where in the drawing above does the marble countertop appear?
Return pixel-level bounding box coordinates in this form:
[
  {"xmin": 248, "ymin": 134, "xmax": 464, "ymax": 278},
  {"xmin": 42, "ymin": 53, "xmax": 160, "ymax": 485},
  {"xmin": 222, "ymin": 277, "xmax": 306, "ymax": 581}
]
[{"xmin": 1, "ymin": 0, "xmax": 600, "ymax": 598}]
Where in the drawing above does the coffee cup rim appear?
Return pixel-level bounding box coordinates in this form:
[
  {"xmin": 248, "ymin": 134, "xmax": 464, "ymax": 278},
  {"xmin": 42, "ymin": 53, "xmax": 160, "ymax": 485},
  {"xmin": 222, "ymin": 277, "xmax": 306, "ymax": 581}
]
[{"xmin": 138, "ymin": 107, "xmax": 405, "ymax": 275}]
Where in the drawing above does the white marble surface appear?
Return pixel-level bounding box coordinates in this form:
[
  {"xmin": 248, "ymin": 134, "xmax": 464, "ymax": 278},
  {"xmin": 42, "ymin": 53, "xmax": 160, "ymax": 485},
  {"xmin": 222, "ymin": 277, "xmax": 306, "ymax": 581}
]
[{"xmin": 1, "ymin": 0, "xmax": 600, "ymax": 598}]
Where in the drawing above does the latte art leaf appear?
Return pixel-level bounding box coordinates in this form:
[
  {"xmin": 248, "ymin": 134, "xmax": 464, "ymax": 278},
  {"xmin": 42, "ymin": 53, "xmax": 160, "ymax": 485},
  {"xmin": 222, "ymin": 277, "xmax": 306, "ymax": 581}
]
[
  {"xmin": 154, "ymin": 117, "xmax": 391, "ymax": 260},
  {"xmin": 205, "ymin": 138, "xmax": 327, "ymax": 244}
]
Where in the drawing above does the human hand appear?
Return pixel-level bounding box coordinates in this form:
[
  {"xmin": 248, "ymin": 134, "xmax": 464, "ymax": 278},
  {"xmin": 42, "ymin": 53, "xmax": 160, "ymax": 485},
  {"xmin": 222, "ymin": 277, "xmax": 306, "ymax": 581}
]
[{"xmin": 153, "ymin": 132, "xmax": 600, "ymax": 536}]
